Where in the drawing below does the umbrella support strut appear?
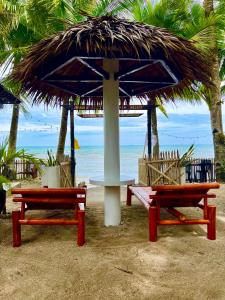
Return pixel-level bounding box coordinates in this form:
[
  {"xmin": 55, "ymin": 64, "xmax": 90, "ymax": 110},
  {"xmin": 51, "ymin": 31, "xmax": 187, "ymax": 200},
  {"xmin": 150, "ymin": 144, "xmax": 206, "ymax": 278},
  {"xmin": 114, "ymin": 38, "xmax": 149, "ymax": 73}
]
[
  {"xmin": 70, "ymin": 105, "xmax": 76, "ymax": 187},
  {"xmin": 147, "ymin": 106, "xmax": 152, "ymax": 158},
  {"xmin": 103, "ymin": 59, "xmax": 121, "ymax": 226}
]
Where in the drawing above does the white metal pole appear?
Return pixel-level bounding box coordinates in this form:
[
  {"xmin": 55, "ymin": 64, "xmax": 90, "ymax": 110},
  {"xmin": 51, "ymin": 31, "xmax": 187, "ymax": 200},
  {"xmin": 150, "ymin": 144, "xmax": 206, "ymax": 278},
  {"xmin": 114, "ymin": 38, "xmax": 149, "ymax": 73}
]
[{"xmin": 103, "ymin": 59, "xmax": 121, "ymax": 226}]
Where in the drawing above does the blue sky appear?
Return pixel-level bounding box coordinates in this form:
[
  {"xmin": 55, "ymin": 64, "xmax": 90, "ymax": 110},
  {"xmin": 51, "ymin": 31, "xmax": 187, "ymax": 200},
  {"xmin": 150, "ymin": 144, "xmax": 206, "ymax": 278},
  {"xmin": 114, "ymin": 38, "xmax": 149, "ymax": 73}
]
[{"xmin": 0, "ymin": 100, "xmax": 221, "ymax": 147}]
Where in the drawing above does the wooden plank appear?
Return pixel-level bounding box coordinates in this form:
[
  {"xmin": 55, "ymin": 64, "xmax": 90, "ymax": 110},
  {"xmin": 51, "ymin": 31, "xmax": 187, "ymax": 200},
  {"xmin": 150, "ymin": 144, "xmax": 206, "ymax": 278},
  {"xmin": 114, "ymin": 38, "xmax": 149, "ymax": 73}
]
[
  {"xmin": 12, "ymin": 188, "xmax": 86, "ymax": 196},
  {"xmin": 158, "ymin": 219, "xmax": 210, "ymax": 225},
  {"xmin": 148, "ymin": 163, "xmax": 178, "ymax": 185},
  {"xmin": 129, "ymin": 187, "xmax": 155, "ymax": 209},
  {"xmin": 19, "ymin": 219, "xmax": 79, "ymax": 225},
  {"xmin": 151, "ymin": 193, "xmax": 216, "ymax": 200},
  {"xmin": 60, "ymin": 161, "xmax": 72, "ymax": 187},
  {"xmin": 166, "ymin": 208, "xmax": 186, "ymax": 221},
  {"xmin": 152, "ymin": 182, "xmax": 220, "ymax": 191},
  {"xmin": 13, "ymin": 197, "xmax": 86, "ymax": 204},
  {"xmin": 138, "ymin": 158, "xmax": 149, "ymax": 186},
  {"xmin": 151, "ymin": 161, "xmax": 177, "ymax": 185}
]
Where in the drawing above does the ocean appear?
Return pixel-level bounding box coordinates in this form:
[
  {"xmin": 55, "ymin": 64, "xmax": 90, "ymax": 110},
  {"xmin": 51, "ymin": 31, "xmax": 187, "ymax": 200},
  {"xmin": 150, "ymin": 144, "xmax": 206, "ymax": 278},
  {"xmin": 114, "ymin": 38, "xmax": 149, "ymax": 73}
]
[{"xmin": 22, "ymin": 144, "xmax": 214, "ymax": 181}]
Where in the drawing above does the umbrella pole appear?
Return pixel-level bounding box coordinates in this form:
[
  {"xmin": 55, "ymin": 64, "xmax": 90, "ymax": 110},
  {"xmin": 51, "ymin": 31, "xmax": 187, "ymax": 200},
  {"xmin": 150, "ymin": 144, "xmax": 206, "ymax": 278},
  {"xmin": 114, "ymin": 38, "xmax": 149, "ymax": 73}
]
[
  {"xmin": 147, "ymin": 105, "xmax": 152, "ymax": 158},
  {"xmin": 70, "ymin": 105, "xmax": 75, "ymax": 187},
  {"xmin": 103, "ymin": 59, "xmax": 121, "ymax": 226}
]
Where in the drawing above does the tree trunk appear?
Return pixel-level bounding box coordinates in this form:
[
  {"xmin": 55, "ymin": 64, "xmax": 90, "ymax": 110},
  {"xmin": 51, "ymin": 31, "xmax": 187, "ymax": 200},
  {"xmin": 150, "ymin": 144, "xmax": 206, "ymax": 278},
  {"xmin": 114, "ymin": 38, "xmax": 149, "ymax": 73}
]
[
  {"xmin": 8, "ymin": 104, "xmax": 20, "ymax": 152},
  {"xmin": 56, "ymin": 102, "xmax": 69, "ymax": 162},
  {"xmin": 151, "ymin": 107, "xmax": 160, "ymax": 157},
  {"xmin": 203, "ymin": 0, "xmax": 225, "ymax": 180}
]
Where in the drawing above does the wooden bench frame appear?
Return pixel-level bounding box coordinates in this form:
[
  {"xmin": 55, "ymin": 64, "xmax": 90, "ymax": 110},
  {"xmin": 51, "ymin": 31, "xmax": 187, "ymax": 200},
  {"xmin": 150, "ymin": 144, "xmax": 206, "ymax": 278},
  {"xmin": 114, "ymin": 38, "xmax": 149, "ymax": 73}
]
[
  {"xmin": 126, "ymin": 183, "xmax": 220, "ymax": 242},
  {"xmin": 11, "ymin": 188, "xmax": 86, "ymax": 247}
]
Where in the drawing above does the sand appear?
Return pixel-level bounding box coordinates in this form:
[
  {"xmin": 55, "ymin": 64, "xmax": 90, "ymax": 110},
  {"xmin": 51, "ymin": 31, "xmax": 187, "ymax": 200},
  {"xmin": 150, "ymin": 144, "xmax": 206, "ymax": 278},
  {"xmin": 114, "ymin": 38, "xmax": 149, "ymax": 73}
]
[{"xmin": 1, "ymin": 181, "xmax": 225, "ymax": 300}]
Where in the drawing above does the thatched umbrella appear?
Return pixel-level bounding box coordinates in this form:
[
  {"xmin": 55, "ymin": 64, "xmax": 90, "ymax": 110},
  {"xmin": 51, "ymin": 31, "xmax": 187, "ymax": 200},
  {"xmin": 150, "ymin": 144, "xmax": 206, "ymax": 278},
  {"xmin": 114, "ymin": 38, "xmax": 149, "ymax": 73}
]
[
  {"xmin": 0, "ymin": 84, "xmax": 21, "ymax": 107},
  {"xmin": 11, "ymin": 15, "xmax": 211, "ymax": 226}
]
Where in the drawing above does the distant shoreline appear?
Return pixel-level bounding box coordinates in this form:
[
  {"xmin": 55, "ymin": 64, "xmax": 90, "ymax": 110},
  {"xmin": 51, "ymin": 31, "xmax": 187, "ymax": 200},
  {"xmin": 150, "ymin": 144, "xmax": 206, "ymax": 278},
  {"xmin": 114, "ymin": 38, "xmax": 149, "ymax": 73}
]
[
  {"xmin": 19, "ymin": 144, "xmax": 214, "ymax": 180},
  {"xmin": 20, "ymin": 144, "xmax": 214, "ymax": 157}
]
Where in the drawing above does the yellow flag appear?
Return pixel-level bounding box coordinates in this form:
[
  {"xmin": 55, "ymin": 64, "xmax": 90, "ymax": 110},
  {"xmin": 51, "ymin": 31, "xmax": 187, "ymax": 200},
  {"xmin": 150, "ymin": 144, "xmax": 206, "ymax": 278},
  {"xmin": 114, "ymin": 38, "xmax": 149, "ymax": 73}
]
[{"xmin": 74, "ymin": 138, "xmax": 80, "ymax": 150}]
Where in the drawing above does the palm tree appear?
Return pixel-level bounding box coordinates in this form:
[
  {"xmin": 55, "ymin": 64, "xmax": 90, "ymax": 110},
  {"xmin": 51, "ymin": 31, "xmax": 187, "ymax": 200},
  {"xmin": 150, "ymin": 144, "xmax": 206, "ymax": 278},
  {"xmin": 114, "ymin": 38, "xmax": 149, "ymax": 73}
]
[
  {"xmin": 1, "ymin": 0, "xmax": 129, "ymax": 159},
  {"xmin": 0, "ymin": 0, "xmax": 80, "ymax": 154},
  {"xmin": 202, "ymin": 0, "xmax": 225, "ymax": 179},
  {"xmin": 127, "ymin": 0, "xmax": 225, "ymax": 162},
  {"xmin": 151, "ymin": 107, "xmax": 159, "ymax": 156},
  {"xmin": 56, "ymin": 99, "xmax": 69, "ymax": 161},
  {"xmin": 0, "ymin": 0, "xmax": 56, "ymax": 152}
]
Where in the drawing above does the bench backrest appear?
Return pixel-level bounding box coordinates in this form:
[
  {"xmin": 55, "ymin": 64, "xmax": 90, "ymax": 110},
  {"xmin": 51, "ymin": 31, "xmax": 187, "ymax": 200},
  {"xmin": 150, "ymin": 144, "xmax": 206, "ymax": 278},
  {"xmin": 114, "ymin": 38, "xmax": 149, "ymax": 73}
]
[
  {"xmin": 12, "ymin": 188, "xmax": 86, "ymax": 198},
  {"xmin": 151, "ymin": 182, "xmax": 220, "ymax": 207},
  {"xmin": 12, "ymin": 188, "xmax": 86, "ymax": 210},
  {"xmin": 152, "ymin": 182, "xmax": 220, "ymax": 192}
]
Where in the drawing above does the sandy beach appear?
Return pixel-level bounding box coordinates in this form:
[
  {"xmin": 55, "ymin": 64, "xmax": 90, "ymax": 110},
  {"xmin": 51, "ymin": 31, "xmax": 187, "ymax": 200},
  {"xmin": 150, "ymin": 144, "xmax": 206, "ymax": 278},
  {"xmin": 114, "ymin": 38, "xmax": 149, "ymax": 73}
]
[{"xmin": 1, "ymin": 181, "xmax": 225, "ymax": 300}]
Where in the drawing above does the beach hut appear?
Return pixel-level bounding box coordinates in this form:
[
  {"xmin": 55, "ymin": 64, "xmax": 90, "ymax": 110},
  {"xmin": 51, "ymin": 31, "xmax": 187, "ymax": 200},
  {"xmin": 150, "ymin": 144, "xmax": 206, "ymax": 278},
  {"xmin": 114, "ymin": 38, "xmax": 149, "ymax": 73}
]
[{"xmin": 11, "ymin": 15, "xmax": 211, "ymax": 226}]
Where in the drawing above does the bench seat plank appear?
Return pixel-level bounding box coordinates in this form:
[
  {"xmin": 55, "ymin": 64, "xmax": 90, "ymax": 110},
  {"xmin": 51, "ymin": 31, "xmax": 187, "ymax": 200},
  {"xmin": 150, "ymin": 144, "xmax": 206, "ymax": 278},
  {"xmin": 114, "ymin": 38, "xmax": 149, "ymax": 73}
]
[
  {"xmin": 129, "ymin": 187, "xmax": 155, "ymax": 208},
  {"xmin": 13, "ymin": 197, "xmax": 86, "ymax": 204}
]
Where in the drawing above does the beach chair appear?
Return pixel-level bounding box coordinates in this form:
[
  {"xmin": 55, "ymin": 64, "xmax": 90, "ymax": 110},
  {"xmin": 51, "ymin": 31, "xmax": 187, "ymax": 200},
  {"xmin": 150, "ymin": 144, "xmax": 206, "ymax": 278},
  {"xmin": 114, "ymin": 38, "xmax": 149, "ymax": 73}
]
[
  {"xmin": 127, "ymin": 182, "xmax": 220, "ymax": 241},
  {"xmin": 11, "ymin": 187, "xmax": 86, "ymax": 247}
]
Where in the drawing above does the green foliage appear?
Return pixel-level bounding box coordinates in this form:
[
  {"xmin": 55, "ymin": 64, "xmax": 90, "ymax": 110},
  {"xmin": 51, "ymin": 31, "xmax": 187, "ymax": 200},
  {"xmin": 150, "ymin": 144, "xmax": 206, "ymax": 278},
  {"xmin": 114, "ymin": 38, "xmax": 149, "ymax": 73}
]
[
  {"xmin": 0, "ymin": 138, "xmax": 44, "ymax": 179},
  {"xmin": 216, "ymin": 160, "xmax": 225, "ymax": 182},
  {"xmin": 0, "ymin": 0, "xmax": 129, "ymax": 85},
  {"xmin": 178, "ymin": 144, "xmax": 195, "ymax": 167},
  {"xmin": 155, "ymin": 98, "xmax": 168, "ymax": 117},
  {"xmin": 0, "ymin": 175, "xmax": 10, "ymax": 190},
  {"xmin": 45, "ymin": 150, "xmax": 60, "ymax": 167},
  {"xmin": 126, "ymin": 0, "xmax": 225, "ymax": 105}
]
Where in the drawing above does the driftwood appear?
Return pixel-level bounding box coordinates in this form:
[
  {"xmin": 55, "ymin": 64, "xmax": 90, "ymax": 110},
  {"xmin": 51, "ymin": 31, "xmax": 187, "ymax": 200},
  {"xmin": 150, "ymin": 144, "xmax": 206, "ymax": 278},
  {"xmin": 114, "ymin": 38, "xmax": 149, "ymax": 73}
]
[{"xmin": 114, "ymin": 267, "xmax": 133, "ymax": 275}]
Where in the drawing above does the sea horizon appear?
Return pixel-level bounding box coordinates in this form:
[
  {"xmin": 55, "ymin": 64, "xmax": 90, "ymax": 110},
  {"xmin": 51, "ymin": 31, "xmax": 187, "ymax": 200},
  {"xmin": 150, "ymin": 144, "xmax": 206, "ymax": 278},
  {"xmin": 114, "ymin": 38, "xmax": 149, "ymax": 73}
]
[{"xmin": 21, "ymin": 144, "xmax": 214, "ymax": 181}]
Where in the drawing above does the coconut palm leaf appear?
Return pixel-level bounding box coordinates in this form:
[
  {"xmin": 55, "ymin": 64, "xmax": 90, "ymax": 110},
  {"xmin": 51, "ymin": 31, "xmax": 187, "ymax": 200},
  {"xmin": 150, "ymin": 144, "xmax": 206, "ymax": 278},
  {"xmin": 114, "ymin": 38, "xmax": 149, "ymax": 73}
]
[{"xmin": 179, "ymin": 144, "xmax": 195, "ymax": 167}]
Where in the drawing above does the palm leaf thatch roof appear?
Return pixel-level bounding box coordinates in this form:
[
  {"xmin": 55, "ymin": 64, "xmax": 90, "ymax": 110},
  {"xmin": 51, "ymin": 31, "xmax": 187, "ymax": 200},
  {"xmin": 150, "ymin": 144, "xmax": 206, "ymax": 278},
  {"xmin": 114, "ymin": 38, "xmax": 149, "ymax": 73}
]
[
  {"xmin": 0, "ymin": 84, "xmax": 21, "ymax": 105},
  {"xmin": 11, "ymin": 15, "xmax": 211, "ymax": 107}
]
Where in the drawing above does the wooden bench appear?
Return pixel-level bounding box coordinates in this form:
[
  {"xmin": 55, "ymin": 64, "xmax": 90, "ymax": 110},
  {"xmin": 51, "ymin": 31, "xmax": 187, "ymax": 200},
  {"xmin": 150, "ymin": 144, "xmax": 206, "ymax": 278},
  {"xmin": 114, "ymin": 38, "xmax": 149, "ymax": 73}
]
[
  {"xmin": 11, "ymin": 188, "xmax": 86, "ymax": 247},
  {"xmin": 126, "ymin": 183, "xmax": 220, "ymax": 242}
]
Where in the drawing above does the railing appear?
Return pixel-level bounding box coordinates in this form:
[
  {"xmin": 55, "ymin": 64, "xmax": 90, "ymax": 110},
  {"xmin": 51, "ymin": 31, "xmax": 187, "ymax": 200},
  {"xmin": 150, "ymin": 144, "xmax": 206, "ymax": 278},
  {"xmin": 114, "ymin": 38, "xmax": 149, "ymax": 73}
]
[
  {"xmin": 185, "ymin": 158, "xmax": 216, "ymax": 183},
  {"xmin": 0, "ymin": 160, "xmax": 38, "ymax": 180}
]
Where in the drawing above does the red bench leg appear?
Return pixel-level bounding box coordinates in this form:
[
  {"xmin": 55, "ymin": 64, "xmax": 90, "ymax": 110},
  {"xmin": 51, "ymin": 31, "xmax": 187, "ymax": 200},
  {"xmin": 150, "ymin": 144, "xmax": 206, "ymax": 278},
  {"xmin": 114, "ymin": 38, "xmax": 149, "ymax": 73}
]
[
  {"xmin": 12, "ymin": 210, "xmax": 21, "ymax": 247},
  {"xmin": 126, "ymin": 185, "xmax": 132, "ymax": 206},
  {"xmin": 77, "ymin": 210, "xmax": 85, "ymax": 246},
  {"xmin": 207, "ymin": 205, "xmax": 216, "ymax": 240},
  {"xmin": 149, "ymin": 206, "xmax": 157, "ymax": 242}
]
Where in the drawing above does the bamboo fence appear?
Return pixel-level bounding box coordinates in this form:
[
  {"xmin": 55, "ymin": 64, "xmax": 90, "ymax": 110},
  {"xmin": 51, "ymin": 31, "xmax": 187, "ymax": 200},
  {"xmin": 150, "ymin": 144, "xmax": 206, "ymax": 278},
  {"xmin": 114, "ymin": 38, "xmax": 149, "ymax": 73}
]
[{"xmin": 139, "ymin": 151, "xmax": 215, "ymax": 186}]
